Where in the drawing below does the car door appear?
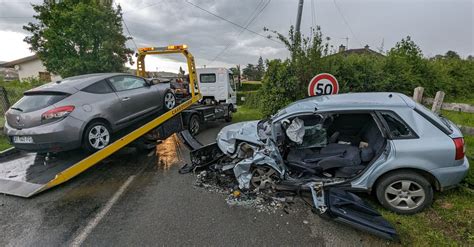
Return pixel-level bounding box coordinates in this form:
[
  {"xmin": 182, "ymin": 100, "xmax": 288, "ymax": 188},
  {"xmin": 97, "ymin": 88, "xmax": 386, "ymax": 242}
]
[
  {"xmin": 308, "ymin": 183, "xmax": 398, "ymax": 240},
  {"xmin": 108, "ymin": 75, "xmax": 160, "ymax": 126}
]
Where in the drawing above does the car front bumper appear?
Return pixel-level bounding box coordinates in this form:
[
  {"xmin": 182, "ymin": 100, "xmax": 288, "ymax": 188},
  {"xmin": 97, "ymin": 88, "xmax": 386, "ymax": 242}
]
[
  {"xmin": 430, "ymin": 157, "xmax": 470, "ymax": 191},
  {"xmin": 4, "ymin": 116, "xmax": 84, "ymax": 153}
]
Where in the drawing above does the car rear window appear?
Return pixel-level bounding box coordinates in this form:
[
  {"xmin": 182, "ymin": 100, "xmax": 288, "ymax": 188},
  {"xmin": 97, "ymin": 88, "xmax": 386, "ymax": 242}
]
[
  {"xmin": 200, "ymin": 73, "xmax": 216, "ymax": 83},
  {"xmin": 12, "ymin": 93, "xmax": 69, "ymax": 113}
]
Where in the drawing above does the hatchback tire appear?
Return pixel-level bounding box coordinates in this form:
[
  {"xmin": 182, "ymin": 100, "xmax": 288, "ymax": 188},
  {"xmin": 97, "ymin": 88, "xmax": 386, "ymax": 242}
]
[
  {"xmin": 163, "ymin": 91, "xmax": 176, "ymax": 111},
  {"xmin": 83, "ymin": 121, "xmax": 112, "ymax": 153},
  {"xmin": 376, "ymin": 171, "xmax": 433, "ymax": 215}
]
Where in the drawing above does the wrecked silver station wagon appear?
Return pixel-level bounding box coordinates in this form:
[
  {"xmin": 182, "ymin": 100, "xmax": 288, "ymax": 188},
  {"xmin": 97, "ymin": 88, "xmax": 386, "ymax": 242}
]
[{"xmin": 188, "ymin": 92, "xmax": 469, "ymax": 240}]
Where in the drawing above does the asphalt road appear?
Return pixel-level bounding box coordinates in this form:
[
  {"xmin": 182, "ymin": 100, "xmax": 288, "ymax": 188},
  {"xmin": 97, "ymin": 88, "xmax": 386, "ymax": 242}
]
[{"xmin": 0, "ymin": 122, "xmax": 390, "ymax": 246}]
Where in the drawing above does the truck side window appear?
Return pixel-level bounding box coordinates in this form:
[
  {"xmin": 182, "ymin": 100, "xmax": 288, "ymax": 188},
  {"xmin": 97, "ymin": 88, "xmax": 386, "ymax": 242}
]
[
  {"xmin": 229, "ymin": 73, "xmax": 235, "ymax": 89},
  {"xmin": 380, "ymin": 112, "xmax": 416, "ymax": 138},
  {"xmin": 200, "ymin": 73, "xmax": 216, "ymax": 83}
]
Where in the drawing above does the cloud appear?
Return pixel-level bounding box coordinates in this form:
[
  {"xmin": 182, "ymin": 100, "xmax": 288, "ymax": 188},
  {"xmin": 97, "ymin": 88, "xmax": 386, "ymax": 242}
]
[{"xmin": 0, "ymin": 0, "xmax": 472, "ymax": 70}]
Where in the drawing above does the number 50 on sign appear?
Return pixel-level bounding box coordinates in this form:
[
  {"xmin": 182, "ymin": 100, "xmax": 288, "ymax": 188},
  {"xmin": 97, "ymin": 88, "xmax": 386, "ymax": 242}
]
[{"xmin": 307, "ymin": 73, "xmax": 339, "ymax": 96}]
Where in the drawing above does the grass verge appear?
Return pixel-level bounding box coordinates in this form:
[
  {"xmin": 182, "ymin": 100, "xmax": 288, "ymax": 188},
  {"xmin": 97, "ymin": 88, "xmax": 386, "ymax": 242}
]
[
  {"xmin": 0, "ymin": 135, "xmax": 11, "ymax": 151},
  {"xmin": 441, "ymin": 110, "xmax": 474, "ymax": 127},
  {"xmin": 232, "ymin": 106, "xmax": 263, "ymax": 123}
]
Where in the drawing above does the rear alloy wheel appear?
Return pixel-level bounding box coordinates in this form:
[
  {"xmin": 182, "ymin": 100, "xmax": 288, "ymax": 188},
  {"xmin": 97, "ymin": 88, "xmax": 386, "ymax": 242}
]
[
  {"xmin": 164, "ymin": 91, "xmax": 176, "ymax": 110},
  {"xmin": 251, "ymin": 166, "xmax": 280, "ymax": 190},
  {"xmin": 83, "ymin": 122, "xmax": 111, "ymax": 152},
  {"xmin": 376, "ymin": 171, "xmax": 433, "ymax": 214}
]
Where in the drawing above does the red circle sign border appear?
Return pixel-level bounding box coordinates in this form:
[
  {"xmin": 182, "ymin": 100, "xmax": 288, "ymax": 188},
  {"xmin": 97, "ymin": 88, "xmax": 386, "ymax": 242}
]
[{"xmin": 307, "ymin": 73, "xmax": 339, "ymax": 96}]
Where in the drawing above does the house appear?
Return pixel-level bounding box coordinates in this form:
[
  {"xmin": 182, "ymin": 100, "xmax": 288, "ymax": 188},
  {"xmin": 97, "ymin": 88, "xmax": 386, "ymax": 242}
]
[
  {"xmin": 336, "ymin": 44, "xmax": 384, "ymax": 57},
  {"xmin": 0, "ymin": 54, "xmax": 61, "ymax": 82}
]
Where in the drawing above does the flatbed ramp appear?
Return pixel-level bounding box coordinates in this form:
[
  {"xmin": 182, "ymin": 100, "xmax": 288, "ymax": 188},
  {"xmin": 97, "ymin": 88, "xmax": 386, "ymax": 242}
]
[
  {"xmin": 0, "ymin": 44, "xmax": 201, "ymax": 198},
  {"xmin": 0, "ymin": 150, "xmax": 88, "ymax": 197}
]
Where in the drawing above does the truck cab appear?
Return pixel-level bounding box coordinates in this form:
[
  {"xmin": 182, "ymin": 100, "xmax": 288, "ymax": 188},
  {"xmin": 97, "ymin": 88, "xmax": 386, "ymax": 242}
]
[{"xmin": 197, "ymin": 68, "xmax": 237, "ymax": 109}]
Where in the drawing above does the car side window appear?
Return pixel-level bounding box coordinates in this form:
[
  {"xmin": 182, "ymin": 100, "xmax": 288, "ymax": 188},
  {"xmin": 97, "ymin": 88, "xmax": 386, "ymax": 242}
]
[
  {"xmin": 82, "ymin": 80, "xmax": 114, "ymax": 94},
  {"xmin": 380, "ymin": 112, "xmax": 416, "ymax": 138},
  {"xmin": 109, "ymin": 76, "xmax": 147, "ymax": 91}
]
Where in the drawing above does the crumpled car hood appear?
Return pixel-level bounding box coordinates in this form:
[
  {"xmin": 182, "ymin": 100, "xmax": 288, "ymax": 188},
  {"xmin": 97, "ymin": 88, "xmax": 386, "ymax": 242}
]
[{"xmin": 216, "ymin": 120, "xmax": 263, "ymax": 154}]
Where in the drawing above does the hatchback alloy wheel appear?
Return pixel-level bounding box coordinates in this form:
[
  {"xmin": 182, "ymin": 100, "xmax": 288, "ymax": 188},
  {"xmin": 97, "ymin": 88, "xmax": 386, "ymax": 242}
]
[
  {"xmin": 88, "ymin": 125, "xmax": 110, "ymax": 150},
  {"xmin": 376, "ymin": 171, "xmax": 433, "ymax": 214},
  {"xmin": 384, "ymin": 180, "xmax": 426, "ymax": 210}
]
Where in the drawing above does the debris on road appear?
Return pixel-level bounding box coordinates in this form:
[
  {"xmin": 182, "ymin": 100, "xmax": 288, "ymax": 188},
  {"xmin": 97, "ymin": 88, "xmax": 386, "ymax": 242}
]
[{"xmin": 192, "ymin": 170, "xmax": 302, "ymax": 214}]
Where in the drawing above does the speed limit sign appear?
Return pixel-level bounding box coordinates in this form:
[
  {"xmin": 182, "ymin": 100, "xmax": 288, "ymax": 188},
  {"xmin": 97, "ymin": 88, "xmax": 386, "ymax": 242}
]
[{"xmin": 308, "ymin": 73, "xmax": 339, "ymax": 96}]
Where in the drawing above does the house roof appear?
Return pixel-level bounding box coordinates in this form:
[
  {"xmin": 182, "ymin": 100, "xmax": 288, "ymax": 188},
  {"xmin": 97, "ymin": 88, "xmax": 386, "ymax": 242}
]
[
  {"xmin": 0, "ymin": 54, "xmax": 39, "ymax": 68},
  {"xmin": 341, "ymin": 48, "xmax": 383, "ymax": 56}
]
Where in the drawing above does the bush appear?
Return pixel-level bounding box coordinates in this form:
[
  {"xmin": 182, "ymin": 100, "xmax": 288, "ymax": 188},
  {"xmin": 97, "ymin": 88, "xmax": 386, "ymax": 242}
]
[
  {"xmin": 255, "ymin": 30, "xmax": 474, "ymax": 115},
  {"xmin": 0, "ymin": 78, "xmax": 45, "ymax": 110}
]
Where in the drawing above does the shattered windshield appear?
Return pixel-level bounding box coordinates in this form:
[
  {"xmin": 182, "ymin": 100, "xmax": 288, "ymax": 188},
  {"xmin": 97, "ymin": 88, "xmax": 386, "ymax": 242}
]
[{"xmin": 257, "ymin": 118, "xmax": 272, "ymax": 140}]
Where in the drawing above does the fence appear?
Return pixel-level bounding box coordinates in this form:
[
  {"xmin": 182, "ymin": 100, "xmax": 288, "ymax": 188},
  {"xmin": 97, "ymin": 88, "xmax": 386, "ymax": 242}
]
[{"xmin": 413, "ymin": 87, "xmax": 474, "ymax": 136}]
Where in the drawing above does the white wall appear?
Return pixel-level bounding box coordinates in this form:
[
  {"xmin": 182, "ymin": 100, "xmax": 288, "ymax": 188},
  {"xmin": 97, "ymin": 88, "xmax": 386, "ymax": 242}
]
[{"xmin": 15, "ymin": 59, "xmax": 61, "ymax": 82}]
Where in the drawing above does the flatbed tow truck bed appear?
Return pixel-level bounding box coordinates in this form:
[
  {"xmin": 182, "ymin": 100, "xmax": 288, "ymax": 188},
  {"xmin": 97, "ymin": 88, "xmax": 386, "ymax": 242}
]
[{"xmin": 0, "ymin": 44, "xmax": 205, "ymax": 198}]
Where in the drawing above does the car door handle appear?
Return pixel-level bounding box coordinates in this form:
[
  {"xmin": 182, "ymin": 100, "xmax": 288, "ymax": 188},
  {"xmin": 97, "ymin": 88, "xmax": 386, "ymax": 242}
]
[{"xmin": 121, "ymin": 97, "xmax": 130, "ymax": 102}]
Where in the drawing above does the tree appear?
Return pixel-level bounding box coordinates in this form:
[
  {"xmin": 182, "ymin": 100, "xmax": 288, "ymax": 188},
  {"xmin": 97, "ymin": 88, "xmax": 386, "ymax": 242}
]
[
  {"xmin": 23, "ymin": 0, "xmax": 133, "ymax": 78},
  {"xmin": 178, "ymin": 66, "xmax": 185, "ymax": 77},
  {"xmin": 444, "ymin": 50, "xmax": 461, "ymax": 60},
  {"xmin": 242, "ymin": 64, "xmax": 257, "ymax": 80},
  {"xmin": 256, "ymin": 56, "xmax": 265, "ymax": 80},
  {"xmin": 229, "ymin": 65, "xmax": 241, "ymax": 87}
]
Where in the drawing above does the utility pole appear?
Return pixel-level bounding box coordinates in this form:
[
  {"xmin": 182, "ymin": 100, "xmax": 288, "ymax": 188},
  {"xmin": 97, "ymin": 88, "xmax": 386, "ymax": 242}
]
[{"xmin": 295, "ymin": 0, "xmax": 304, "ymax": 33}]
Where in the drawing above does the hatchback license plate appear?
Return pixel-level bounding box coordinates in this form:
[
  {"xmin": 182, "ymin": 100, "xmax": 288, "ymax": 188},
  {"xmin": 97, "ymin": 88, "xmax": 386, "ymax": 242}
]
[{"xmin": 13, "ymin": 136, "xmax": 33, "ymax": 144}]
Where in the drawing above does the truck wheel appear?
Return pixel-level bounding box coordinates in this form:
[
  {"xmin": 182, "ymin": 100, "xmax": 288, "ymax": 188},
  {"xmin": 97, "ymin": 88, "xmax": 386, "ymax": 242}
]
[
  {"xmin": 225, "ymin": 106, "xmax": 233, "ymax": 122},
  {"xmin": 188, "ymin": 114, "xmax": 200, "ymax": 136},
  {"xmin": 376, "ymin": 171, "xmax": 433, "ymax": 214}
]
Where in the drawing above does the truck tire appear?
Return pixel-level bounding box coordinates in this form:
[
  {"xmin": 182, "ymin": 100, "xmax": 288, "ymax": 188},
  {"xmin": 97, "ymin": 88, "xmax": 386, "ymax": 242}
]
[
  {"xmin": 188, "ymin": 114, "xmax": 201, "ymax": 136},
  {"xmin": 225, "ymin": 105, "xmax": 233, "ymax": 122}
]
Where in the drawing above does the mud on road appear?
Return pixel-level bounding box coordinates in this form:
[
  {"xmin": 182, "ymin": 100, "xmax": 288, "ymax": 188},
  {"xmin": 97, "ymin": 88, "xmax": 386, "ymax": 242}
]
[{"xmin": 0, "ymin": 122, "xmax": 391, "ymax": 246}]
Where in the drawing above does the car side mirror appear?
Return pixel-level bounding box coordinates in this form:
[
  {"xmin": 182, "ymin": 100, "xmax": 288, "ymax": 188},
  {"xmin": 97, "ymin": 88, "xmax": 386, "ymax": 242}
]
[{"xmin": 148, "ymin": 79, "xmax": 160, "ymax": 85}]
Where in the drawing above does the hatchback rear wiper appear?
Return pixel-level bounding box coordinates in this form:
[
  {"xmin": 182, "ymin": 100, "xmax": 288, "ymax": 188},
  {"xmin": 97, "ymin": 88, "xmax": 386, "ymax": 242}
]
[{"xmin": 10, "ymin": 107, "xmax": 23, "ymax": 112}]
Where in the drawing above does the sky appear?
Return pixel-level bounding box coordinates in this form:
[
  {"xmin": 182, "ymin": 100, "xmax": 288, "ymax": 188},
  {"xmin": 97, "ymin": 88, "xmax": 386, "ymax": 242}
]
[{"xmin": 0, "ymin": 0, "xmax": 472, "ymax": 73}]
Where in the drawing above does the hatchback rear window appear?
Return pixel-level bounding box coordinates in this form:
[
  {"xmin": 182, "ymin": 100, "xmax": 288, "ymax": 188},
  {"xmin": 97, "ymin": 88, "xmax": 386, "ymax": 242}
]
[{"xmin": 12, "ymin": 93, "xmax": 69, "ymax": 113}]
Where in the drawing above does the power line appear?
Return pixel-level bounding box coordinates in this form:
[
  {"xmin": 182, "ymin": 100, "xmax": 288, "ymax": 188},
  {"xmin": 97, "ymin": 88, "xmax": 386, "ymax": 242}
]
[
  {"xmin": 121, "ymin": 18, "xmax": 138, "ymax": 50},
  {"xmin": 332, "ymin": 0, "xmax": 363, "ymax": 47},
  {"xmin": 122, "ymin": 0, "xmax": 163, "ymax": 15},
  {"xmin": 209, "ymin": 0, "xmax": 271, "ymax": 65},
  {"xmin": 310, "ymin": 0, "xmax": 316, "ymax": 31},
  {"xmin": 184, "ymin": 0, "xmax": 282, "ymax": 45}
]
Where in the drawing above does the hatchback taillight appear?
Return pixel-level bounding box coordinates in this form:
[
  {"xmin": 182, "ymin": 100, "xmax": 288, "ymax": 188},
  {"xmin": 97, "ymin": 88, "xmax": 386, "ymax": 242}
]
[
  {"xmin": 453, "ymin": 137, "xmax": 465, "ymax": 160},
  {"xmin": 41, "ymin": 105, "xmax": 75, "ymax": 120}
]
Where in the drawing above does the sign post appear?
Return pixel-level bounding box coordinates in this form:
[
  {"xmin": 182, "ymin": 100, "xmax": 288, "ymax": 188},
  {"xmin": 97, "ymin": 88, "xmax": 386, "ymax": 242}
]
[{"xmin": 307, "ymin": 73, "xmax": 339, "ymax": 96}]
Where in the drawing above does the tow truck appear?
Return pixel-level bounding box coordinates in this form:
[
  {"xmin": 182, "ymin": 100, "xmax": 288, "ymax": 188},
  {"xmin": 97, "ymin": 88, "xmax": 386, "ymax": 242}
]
[{"xmin": 0, "ymin": 45, "xmax": 226, "ymax": 197}]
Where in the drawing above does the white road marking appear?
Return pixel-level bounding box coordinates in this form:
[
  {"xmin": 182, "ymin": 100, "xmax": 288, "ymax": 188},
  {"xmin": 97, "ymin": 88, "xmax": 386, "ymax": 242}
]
[{"xmin": 70, "ymin": 175, "xmax": 137, "ymax": 247}]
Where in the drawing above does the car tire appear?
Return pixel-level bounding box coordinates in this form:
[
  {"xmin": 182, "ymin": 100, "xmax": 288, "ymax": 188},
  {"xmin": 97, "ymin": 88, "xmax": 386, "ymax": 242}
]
[
  {"xmin": 83, "ymin": 121, "xmax": 112, "ymax": 153},
  {"xmin": 188, "ymin": 114, "xmax": 200, "ymax": 136},
  {"xmin": 376, "ymin": 171, "xmax": 433, "ymax": 215},
  {"xmin": 225, "ymin": 105, "xmax": 233, "ymax": 122},
  {"xmin": 163, "ymin": 91, "xmax": 176, "ymax": 111}
]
